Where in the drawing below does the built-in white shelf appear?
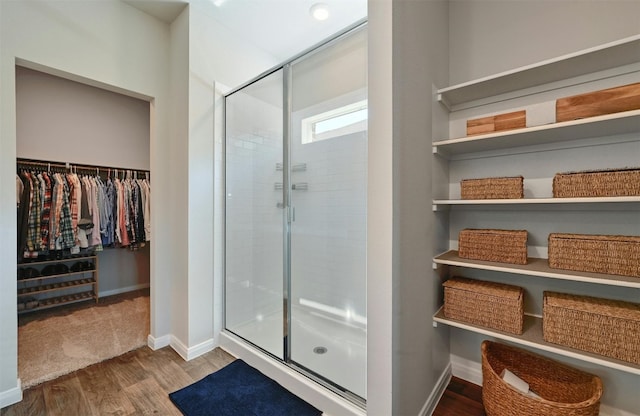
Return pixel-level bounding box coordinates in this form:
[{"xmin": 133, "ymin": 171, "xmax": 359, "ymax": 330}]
[
  {"xmin": 434, "ymin": 196, "xmax": 640, "ymax": 207},
  {"xmin": 436, "ymin": 35, "xmax": 640, "ymax": 107},
  {"xmin": 433, "ymin": 250, "xmax": 640, "ymax": 289},
  {"xmin": 432, "ymin": 109, "xmax": 640, "ymax": 157},
  {"xmin": 432, "ymin": 34, "xmax": 640, "ymax": 384},
  {"xmin": 433, "ymin": 307, "xmax": 640, "ymax": 375}
]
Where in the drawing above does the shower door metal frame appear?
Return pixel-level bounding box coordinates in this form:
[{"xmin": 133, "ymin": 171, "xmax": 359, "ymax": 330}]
[
  {"xmin": 222, "ymin": 19, "xmax": 368, "ymax": 408},
  {"xmin": 221, "ymin": 65, "xmax": 286, "ymax": 363},
  {"xmin": 283, "ymin": 62, "xmax": 293, "ymax": 363}
]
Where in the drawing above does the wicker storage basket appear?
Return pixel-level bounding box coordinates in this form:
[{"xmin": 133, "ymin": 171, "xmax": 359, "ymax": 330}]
[
  {"xmin": 443, "ymin": 277, "xmax": 524, "ymax": 334},
  {"xmin": 543, "ymin": 291, "xmax": 640, "ymax": 365},
  {"xmin": 481, "ymin": 341, "xmax": 603, "ymax": 416},
  {"xmin": 553, "ymin": 168, "xmax": 640, "ymax": 198},
  {"xmin": 458, "ymin": 229, "xmax": 528, "ymax": 265},
  {"xmin": 461, "ymin": 176, "xmax": 524, "ymax": 200},
  {"xmin": 548, "ymin": 233, "xmax": 640, "ymax": 278}
]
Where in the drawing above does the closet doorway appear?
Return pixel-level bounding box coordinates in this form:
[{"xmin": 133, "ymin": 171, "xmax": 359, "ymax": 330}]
[{"xmin": 15, "ymin": 65, "xmax": 152, "ymax": 388}]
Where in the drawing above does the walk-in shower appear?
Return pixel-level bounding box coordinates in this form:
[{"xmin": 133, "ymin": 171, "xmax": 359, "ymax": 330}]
[{"xmin": 224, "ymin": 24, "xmax": 367, "ymax": 402}]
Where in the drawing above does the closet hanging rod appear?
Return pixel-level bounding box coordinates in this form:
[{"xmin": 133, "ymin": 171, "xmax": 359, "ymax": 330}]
[{"xmin": 16, "ymin": 157, "xmax": 150, "ymax": 177}]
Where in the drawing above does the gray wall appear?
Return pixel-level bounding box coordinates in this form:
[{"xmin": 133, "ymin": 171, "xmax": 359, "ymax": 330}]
[
  {"xmin": 16, "ymin": 66, "xmax": 150, "ymax": 169},
  {"xmin": 368, "ymin": 0, "xmax": 450, "ymax": 413},
  {"xmin": 449, "ymin": 0, "xmax": 640, "ymax": 85},
  {"xmin": 392, "ymin": 1, "xmax": 450, "ymax": 415},
  {"xmin": 15, "ymin": 66, "xmax": 150, "ymax": 296}
]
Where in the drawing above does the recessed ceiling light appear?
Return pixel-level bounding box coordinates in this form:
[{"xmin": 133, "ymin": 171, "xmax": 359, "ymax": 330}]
[{"xmin": 310, "ymin": 3, "xmax": 330, "ymax": 21}]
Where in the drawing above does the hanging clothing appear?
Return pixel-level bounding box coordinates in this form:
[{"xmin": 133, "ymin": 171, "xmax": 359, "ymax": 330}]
[
  {"xmin": 17, "ymin": 173, "xmax": 30, "ymax": 261},
  {"xmin": 39, "ymin": 172, "xmax": 52, "ymax": 251},
  {"xmin": 101, "ymin": 178, "xmax": 115, "ymax": 246},
  {"xmin": 51, "ymin": 173, "xmax": 75, "ymax": 250},
  {"xmin": 16, "ymin": 174, "xmax": 23, "ymax": 208},
  {"xmin": 25, "ymin": 172, "xmax": 41, "ymax": 252},
  {"xmin": 17, "ymin": 163, "xmax": 150, "ymax": 257}
]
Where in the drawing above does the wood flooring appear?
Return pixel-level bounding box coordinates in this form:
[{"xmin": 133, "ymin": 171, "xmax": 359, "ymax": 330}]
[
  {"xmin": 3, "ymin": 342, "xmax": 485, "ymax": 415},
  {"xmin": 1, "ymin": 346, "xmax": 235, "ymax": 416},
  {"xmin": 6, "ymin": 289, "xmax": 487, "ymax": 415},
  {"xmin": 433, "ymin": 376, "xmax": 486, "ymax": 416}
]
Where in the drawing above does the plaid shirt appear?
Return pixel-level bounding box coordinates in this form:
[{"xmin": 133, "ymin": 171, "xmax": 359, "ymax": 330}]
[
  {"xmin": 49, "ymin": 174, "xmax": 60, "ymax": 250},
  {"xmin": 59, "ymin": 175, "xmax": 75, "ymax": 249},
  {"xmin": 66, "ymin": 173, "xmax": 79, "ymax": 244},
  {"xmin": 51, "ymin": 174, "xmax": 71, "ymax": 249},
  {"xmin": 40, "ymin": 172, "xmax": 52, "ymax": 250},
  {"xmin": 26, "ymin": 172, "xmax": 42, "ymax": 252}
]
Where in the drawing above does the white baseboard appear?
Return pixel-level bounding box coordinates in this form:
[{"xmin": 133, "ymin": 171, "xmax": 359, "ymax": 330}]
[
  {"xmin": 450, "ymin": 354, "xmax": 482, "ymax": 385},
  {"xmin": 148, "ymin": 333, "xmax": 216, "ymax": 361},
  {"xmin": 99, "ymin": 283, "xmax": 150, "ymax": 298},
  {"xmin": 0, "ymin": 379, "xmax": 22, "ymax": 409},
  {"xmin": 220, "ymin": 331, "xmax": 366, "ymax": 416},
  {"xmin": 419, "ymin": 363, "xmax": 452, "ymax": 416},
  {"xmin": 170, "ymin": 336, "xmax": 216, "ymax": 361},
  {"xmin": 449, "ymin": 354, "xmax": 637, "ymax": 416},
  {"xmin": 147, "ymin": 334, "xmax": 171, "ymax": 350}
]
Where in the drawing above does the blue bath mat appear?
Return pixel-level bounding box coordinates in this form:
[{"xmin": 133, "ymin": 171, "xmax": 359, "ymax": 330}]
[{"xmin": 169, "ymin": 359, "xmax": 322, "ymax": 416}]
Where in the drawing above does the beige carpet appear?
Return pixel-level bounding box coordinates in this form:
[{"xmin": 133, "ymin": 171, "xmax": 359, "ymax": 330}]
[{"xmin": 18, "ymin": 292, "xmax": 150, "ymax": 388}]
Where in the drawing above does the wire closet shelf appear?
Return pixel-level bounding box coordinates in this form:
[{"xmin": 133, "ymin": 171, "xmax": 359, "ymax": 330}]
[{"xmin": 16, "ymin": 157, "xmax": 150, "ymax": 180}]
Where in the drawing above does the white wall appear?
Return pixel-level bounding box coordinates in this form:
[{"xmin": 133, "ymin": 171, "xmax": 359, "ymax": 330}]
[
  {"xmin": 168, "ymin": 0, "xmax": 278, "ymax": 359},
  {"xmin": 0, "ymin": 0, "xmax": 171, "ymax": 407},
  {"xmin": 168, "ymin": 5, "xmax": 190, "ymax": 353},
  {"xmin": 169, "ymin": 1, "xmax": 278, "ymax": 358},
  {"xmin": 187, "ymin": 0, "xmax": 279, "ymax": 352},
  {"xmin": 1, "ymin": 0, "xmax": 279, "ymax": 406},
  {"xmin": 447, "ymin": 2, "xmax": 640, "ymax": 414},
  {"xmin": 367, "ymin": 0, "xmax": 450, "ymax": 414},
  {"xmin": 366, "ymin": 1, "xmax": 394, "ymax": 413}
]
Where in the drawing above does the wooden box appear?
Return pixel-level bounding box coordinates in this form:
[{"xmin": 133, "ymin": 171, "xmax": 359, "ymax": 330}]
[
  {"xmin": 556, "ymin": 82, "xmax": 640, "ymax": 122},
  {"xmin": 444, "ymin": 277, "xmax": 524, "ymax": 334},
  {"xmin": 466, "ymin": 110, "xmax": 526, "ymax": 136},
  {"xmin": 548, "ymin": 233, "xmax": 640, "ymax": 278},
  {"xmin": 458, "ymin": 229, "xmax": 528, "ymax": 265},
  {"xmin": 461, "ymin": 176, "xmax": 524, "ymax": 200},
  {"xmin": 553, "ymin": 168, "xmax": 640, "ymax": 198},
  {"xmin": 543, "ymin": 291, "xmax": 640, "ymax": 364}
]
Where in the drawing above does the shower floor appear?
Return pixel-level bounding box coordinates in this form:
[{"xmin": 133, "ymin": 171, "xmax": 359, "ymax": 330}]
[{"xmin": 232, "ymin": 304, "xmax": 367, "ymax": 399}]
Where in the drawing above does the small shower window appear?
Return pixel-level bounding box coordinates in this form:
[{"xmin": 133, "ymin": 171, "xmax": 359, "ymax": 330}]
[{"xmin": 301, "ymin": 99, "xmax": 367, "ymax": 144}]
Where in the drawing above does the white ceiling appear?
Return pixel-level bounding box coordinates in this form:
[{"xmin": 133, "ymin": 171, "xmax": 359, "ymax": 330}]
[{"xmin": 123, "ymin": 0, "xmax": 367, "ymax": 62}]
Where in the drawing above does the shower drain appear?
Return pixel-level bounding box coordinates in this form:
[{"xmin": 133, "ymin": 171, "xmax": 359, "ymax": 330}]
[{"xmin": 313, "ymin": 346, "xmax": 328, "ymax": 355}]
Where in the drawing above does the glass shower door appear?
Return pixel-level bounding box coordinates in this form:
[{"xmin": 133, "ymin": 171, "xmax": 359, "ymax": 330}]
[
  {"xmin": 289, "ymin": 27, "xmax": 368, "ymax": 399},
  {"xmin": 225, "ymin": 69, "xmax": 285, "ymax": 358}
]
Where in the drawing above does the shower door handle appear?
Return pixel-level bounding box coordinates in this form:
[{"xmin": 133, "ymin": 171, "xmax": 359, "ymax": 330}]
[
  {"xmin": 277, "ymin": 203, "xmax": 296, "ymax": 222},
  {"xmin": 285, "ymin": 206, "xmax": 295, "ymax": 223}
]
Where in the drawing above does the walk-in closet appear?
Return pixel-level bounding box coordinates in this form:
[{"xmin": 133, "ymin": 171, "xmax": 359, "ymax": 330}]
[{"xmin": 14, "ymin": 65, "xmax": 151, "ymax": 388}]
